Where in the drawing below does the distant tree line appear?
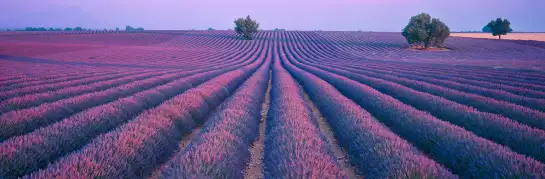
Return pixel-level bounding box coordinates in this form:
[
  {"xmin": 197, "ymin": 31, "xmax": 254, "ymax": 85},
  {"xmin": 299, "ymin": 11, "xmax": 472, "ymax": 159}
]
[
  {"xmin": 21, "ymin": 26, "xmax": 144, "ymax": 32},
  {"xmin": 24, "ymin": 27, "xmax": 63, "ymax": 31},
  {"xmin": 125, "ymin": 26, "xmax": 144, "ymax": 31},
  {"xmin": 24, "ymin": 27, "xmax": 98, "ymax": 31}
]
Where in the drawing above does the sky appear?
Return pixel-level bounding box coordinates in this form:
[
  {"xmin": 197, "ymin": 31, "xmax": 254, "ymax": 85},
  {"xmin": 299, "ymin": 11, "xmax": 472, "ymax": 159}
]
[{"xmin": 1, "ymin": 0, "xmax": 544, "ymax": 32}]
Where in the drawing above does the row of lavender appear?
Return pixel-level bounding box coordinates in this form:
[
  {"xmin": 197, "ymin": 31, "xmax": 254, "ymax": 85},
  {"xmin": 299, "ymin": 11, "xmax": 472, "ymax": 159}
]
[
  {"xmin": 0, "ymin": 38, "xmax": 260, "ymax": 112},
  {"xmin": 21, "ymin": 42, "xmax": 267, "ymax": 178},
  {"xmin": 35, "ymin": 35, "xmax": 255, "ymax": 68},
  {"xmin": 0, "ymin": 46, "xmax": 262, "ymax": 142},
  {"xmin": 0, "ymin": 39, "xmax": 265, "ymax": 177},
  {"xmin": 289, "ymin": 31, "xmax": 545, "ymax": 132},
  {"xmin": 0, "ymin": 31, "xmax": 270, "ymax": 141},
  {"xmin": 279, "ymin": 31, "xmax": 545, "ymax": 177},
  {"xmin": 315, "ymin": 31, "xmax": 545, "ymax": 66},
  {"xmin": 287, "ymin": 31, "xmax": 545, "ymax": 125},
  {"xmin": 1, "ymin": 30, "xmax": 545, "ymax": 178},
  {"xmin": 280, "ymin": 43, "xmax": 456, "ymax": 178},
  {"xmin": 0, "ymin": 33, "xmax": 271, "ymax": 178},
  {"xmin": 291, "ymin": 51, "xmax": 545, "ymax": 178},
  {"xmin": 157, "ymin": 47, "xmax": 271, "ymax": 178}
]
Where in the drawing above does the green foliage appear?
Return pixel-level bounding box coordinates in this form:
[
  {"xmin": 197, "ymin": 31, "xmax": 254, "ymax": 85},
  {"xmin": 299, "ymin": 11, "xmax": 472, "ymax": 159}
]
[
  {"xmin": 24, "ymin": 27, "xmax": 50, "ymax": 31},
  {"xmin": 125, "ymin": 26, "xmax": 144, "ymax": 31},
  {"xmin": 208, "ymin": 28, "xmax": 215, "ymax": 30},
  {"xmin": 125, "ymin": 26, "xmax": 135, "ymax": 31},
  {"xmin": 482, "ymin": 25, "xmax": 492, "ymax": 33},
  {"xmin": 486, "ymin": 18, "xmax": 511, "ymax": 39},
  {"xmin": 402, "ymin": 13, "xmax": 451, "ymax": 48},
  {"xmin": 64, "ymin": 27, "xmax": 73, "ymax": 31},
  {"xmin": 234, "ymin": 15, "xmax": 259, "ymax": 40},
  {"xmin": 74, "ymin": 27, "xmax": 83, "ymax": 31}
]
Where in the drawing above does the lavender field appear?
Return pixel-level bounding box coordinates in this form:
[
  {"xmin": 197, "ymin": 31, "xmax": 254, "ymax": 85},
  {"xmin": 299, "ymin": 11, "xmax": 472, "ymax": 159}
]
[{"xmin": 1, "ymin": 30, "xmax": 545, "ymax": 178}]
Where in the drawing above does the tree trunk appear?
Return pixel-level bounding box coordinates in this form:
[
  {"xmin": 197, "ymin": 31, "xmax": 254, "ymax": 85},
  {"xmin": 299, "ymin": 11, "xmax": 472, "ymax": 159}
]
[
  {"xmin": 424, "ymin": 40, "xmax": 429, "ymax": 49},
  {"xmin": 499, "ymin": 35, "xmax": 502, "ymax": 40}
]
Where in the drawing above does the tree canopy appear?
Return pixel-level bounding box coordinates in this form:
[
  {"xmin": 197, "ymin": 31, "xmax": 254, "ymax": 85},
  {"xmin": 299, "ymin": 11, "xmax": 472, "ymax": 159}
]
[
  {"xmin": 402, "ymin": 13, "xmax": 450, "ymax": 48},
  {"xmin": 486, "ymin": 18, "xmax": 512, "ymax": 39},
  {"xmin": 234, "ymin": 15, "xmax": 260, "ymax": 40}
]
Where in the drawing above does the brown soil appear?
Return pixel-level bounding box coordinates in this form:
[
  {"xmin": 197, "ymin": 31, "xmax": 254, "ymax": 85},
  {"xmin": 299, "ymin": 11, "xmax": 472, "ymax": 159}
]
[{"xmin": 408, "ymin": 45, "xmax": 450, "ymax": 51}]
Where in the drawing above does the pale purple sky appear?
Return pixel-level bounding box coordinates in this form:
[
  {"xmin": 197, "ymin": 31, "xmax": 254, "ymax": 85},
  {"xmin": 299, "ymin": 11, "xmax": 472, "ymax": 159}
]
[{"xmin": 1, "ymin": 0, "xmax": 543, "ymax": 32}]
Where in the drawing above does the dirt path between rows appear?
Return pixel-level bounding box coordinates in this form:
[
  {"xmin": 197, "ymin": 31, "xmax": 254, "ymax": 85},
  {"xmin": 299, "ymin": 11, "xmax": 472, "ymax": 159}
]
[
  {"xmin": 243, "ymin": 69, "xmax": 272, "ymax": 179},
  {"xmin": 300, "ymin": 83, "xmax": 362, "ymax": 179}
]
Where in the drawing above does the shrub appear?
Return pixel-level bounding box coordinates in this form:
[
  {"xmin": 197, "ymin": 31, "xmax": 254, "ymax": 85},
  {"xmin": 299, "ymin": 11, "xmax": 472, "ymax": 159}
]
[
  {"xmin": 402, "ymin": 13, "xmax": 450, "ymax": 48},
  {"xmin": 207, "ymin": 28, "xmax": 215, "ymax": 30},
  {"xmin": 136, "ymin": 27, "xmax": 144, "ymax": 31},
  {"xmin": 64, "ymin": 27, "xmax": 73, "ymax": 31},
  {"xmin": 234, "ymin": 15, "xmax": 259, "ymax": 40},
  {"xmin": 74, "ymin": 27, "xmax": 83, "ymax": 31},
  {"xmin": 486, "ymin": 18, "xmax": 511, "ymax": 40}
]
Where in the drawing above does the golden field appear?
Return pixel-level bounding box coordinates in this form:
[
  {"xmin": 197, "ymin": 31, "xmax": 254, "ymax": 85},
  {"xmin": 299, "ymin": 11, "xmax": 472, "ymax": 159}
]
[{"xmin": 450, "ymin": 33, "xmax": 545, "ymax": 42}]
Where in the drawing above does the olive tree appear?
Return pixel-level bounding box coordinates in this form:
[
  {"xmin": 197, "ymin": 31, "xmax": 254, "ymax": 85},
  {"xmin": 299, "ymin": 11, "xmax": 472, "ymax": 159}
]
[
  {"xmin": 402, "ymin": 13, "xmax": 450, "ymax": 48},
  {"xmin": 234, "ymin": 15, "xmax": 259, "ymax": 40},
  {"xmin": 486, "ymin": 18, "xmax": 511, "ymax": 40}
]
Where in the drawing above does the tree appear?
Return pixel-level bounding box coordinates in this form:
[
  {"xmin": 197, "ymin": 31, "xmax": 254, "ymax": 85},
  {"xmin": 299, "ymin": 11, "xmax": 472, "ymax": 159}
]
[
  {"xmin": 126, "ymin": 26, "xmax": 135, "ymax": 31},
  {"xmin": 136, "ymin": 27, "xmax": 144, "ymax": 31},
  {"xmin": 402, "ymin": 13, "xmax": 450, "ymax": 48},
  {"xmin": 208, "ymin": 28, "xmax": 215, "ymax": 30},
  {"xmin": 234, "ymin": 15, "xmax": 259, "ymax": 40},
  {"xmin": 429, "ymin": 18, "xmax": 450, "ymax": 47},
  {"xmin": 74, "ymin": 27, "xmax": 83, "ymax": 31},
  {"xmin": 64, "ymin": 27, "xmax": 73, "ymax": 31},
  {"xmin": 486, "ymin": 18, "xmax": 511, "ymax": 40},
  {"xmin": 482, "ymin": 25, "xmax": 492, "ymax": 33}
]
